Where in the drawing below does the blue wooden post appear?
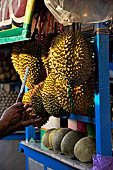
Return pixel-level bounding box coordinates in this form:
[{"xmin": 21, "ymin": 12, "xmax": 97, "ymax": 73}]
[
  {"xmin": 25, "ymin": 126, "xmax": 36, "ymax": 142},
  {"xmin": 95, "ymin": 23, "xmax": 112, "ymax": 156}
]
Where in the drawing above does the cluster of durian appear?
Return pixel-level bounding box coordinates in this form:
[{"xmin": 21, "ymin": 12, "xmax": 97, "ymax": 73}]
[
  {"xmin": 11, "ymin": 30, "xmax": 95, "ymax": 120},
  {"xmin": 41, "ymin": 31, "xmax": 95, "ymax": 115},
  {"xmin": 11, "ymin": 39, "xmax": 51, "ymax": 125},
  {"xmin": 11, "ymin": 40, "xmax": 46, "ymax": 89}
]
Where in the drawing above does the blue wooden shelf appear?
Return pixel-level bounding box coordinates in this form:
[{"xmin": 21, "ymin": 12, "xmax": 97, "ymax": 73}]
[
  {"xmin": 69, "ymin": 114, "xmax": 95, "ymax": 124},
  {"xmin": 19, "ymin": 141, "xmax": 93, "ymax": 170}
]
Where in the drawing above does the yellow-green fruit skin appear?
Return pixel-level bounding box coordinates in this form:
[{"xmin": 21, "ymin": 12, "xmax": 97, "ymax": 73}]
[
  {"xmin": 61, "ymin": 130, "xmax": 85, "ymax": 158},
  {"xmin": 52, "ymin": 128, "xmax": 72, "ymax": 153},
  {"xmin": 49, "ymin": 128, "xmax": 61, "ymax": 150},
  {"xmin": 74, "ymin": 136, "xmax": 96, "ymax": 162},
  {"xmin": 42, "ymin": 129, "xmax": 55, "ymax": 149}
]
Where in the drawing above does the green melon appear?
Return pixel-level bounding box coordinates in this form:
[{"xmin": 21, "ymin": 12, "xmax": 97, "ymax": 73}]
[
  {"xmin": 49, "ymin": 128, "xmax": 61, "ymax": 150},
  {"xmin": 74, "ymin": 136, "xmax": 96, "ymax": 162},
  {"xmin": 52, "ymin": 128, "xmax": 72, "ymax": 153},
  {"xmin": 42, "ymin": 128, "xmax": 55, "ymax": 149},
  {"xmin": 61, "ymin": 130, "xmax": 85, "ymax": 158}
]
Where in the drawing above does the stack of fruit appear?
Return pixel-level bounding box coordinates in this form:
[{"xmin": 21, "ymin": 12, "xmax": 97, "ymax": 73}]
[
  {"xmin": 11, "ymin": 30, "xmax": 95, "ymax": 125},
  {"xmin": 42, "ymin": 128, "xmax": 96, "ymax": 163},
  {"xmin": 41, "ymin": 31, "xmax": 95, "ymax": 115}
]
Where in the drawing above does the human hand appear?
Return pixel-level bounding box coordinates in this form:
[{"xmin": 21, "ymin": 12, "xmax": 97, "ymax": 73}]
[
  {"xmin": 4, "ymin": 115, "xmax": 43, "ymax": 135},
  {"xmin": 1, "ymin": 102, "xmax": 24, "ymax": 127}
]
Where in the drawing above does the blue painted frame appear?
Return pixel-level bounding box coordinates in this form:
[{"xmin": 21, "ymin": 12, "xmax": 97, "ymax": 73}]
[
  {"xmin": 19, "ymin": 142, "xmax": 78, "ymax": 170},
  {"xmin": 95, "ymin": 23, "xmax": 112, "ymax": 156}
]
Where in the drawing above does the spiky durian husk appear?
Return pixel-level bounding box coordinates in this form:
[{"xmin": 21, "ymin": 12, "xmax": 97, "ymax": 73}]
[
  {"xmin": 11, "ymin": 40, "xmax": 47, "ymax": 89},
  {"xmin": 55, "ymin": 75, "xmax": 94, "ymax": 114},
  {"xmin": 41, "ymin": 72, "xmax": 69, "ymax": 117},
  {"xmin": 55, "ymin": 76, "xmax": 74, "ymax": 113},
  {"xmin": 22, "ymin": 89, "xmax": 33, "ymax": 105},
  {"xmin": 41, "ymin": 33, "xmax": 55, "ymax": 72},
  {"xmin": 48, "ymin": 31, "xmax": 94, "ymax": 85},
  {"xmin": 31, "ymin": 82, "xmax": 45, "ymax": 115},
  {"xmin": 73, "ymin": 76, "xmax": 94, "ymax": 113},
  {"xmin": 22, "ymin": 83, "xmax": 50, "ymax": 126}
]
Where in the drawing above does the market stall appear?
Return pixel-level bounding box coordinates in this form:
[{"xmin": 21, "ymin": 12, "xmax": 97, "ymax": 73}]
[{"xmin": 1, "ymin": 0, "xmax": 113, "ymax": 170}]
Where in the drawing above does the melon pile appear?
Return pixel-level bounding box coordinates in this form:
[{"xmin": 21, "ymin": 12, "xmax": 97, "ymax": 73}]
[{"xmin": 42, "ymin": 128, "xmax": 96, "ymax": 163}]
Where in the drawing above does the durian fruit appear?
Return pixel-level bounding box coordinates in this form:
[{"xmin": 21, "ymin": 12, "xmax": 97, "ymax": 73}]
[
  {"xmin": 41, "ymin": 33, "xmax": 55, "ymax": 72},
  {"xmin": 31, "ymin": 82, "xmax": 45, "ymax": 116},
  {"xmin": 55, "ymin": 75, "xmax": 94, "ymax": 114},
  {"xmin": 22, "ymin": 83, "xmax": 50, "ymax": 127},
  {"xmin": 73, "ymin": 76, "xmax": 94, "ymax": 114},
  {"xmin": 42, "ymin": 128, "xmax": 55, "ymax": 149},
  {"xmin": 11, "ymin": 40, "xmax": 47, "ymax": 89},
  {"xmin": 52, "ymin": 128, "xmax": 72, "ymax": 153},
  {"xmin": 41, "ymin": 72, "xmax": 69, "ymax": 117},
  {"xmin": 19, "ymin": 41, "xmax": 47, "ymax": 89},
  {"xmin": 55, "ymin": 76, "xmax": 73, "ymax": 113},
  {"xmin": 74, "ymin": 136, "xmax": 96, "ymax": 162},
  {"xmin": 61, "ymin": 130, "xmax": 85, "ymax": 158},
  {"xmin": 22, "ymin": 89, "xmax": 33, "ymax": 105},
  {"xmin": 48, "ymin": 31, "xmax": 94, "ymax": 85}
]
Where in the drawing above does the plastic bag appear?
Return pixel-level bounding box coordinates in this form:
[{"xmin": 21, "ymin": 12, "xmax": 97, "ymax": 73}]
[
  {"xmin": 44, "ymin": 0, "xmax": 113, "ymax": 25},
  {"xmin": 91, "ymin": 154, "xmax": 113, "ymax": 170}
]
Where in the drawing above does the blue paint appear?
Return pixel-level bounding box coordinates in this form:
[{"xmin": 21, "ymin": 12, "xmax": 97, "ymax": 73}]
[
  {"xmin": 2, "ymin": 131, "xmax": 40, "ymax": 140},
  {"xmin": 95, "ymin": 23, "xmax": 112, "ymax": 156},
  {"xmin": 109, "ymin": 62, "xmax": 113, "ymax": 71},
  {"xmin": 26, "ymin": 157, "xmax": 28, "ymax": 170},
  {"xmin": 2, "ymin": 133, "xmax": 25, "ymax": 140},
  {"xmin": 19, "ymin": 143, "xmax": 77, "ymax": 170},
  {"xmin": 111, "ymin": 121, "xmax": 113, "ymax": 129},
  {"xmin": 25, "ymin": 127, "xmax": 36, "ymax": 142},
  {"xmin": 69, "ymin": 114, "xmax": 95, "ymax": 124}
]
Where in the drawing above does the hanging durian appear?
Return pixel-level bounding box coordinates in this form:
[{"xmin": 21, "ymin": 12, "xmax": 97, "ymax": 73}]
[
  {"xmin": 31, "ymin": 82, "xmax": 45, "ymax": 116},
  {"xmin": 55, "ymin": 75, "xmax": 94, "ymax": 114},
  {"xmin": 22, "ymin": 83, "xmax": 50, "ymax": 126},
  {"xmin": 41, "ymin": 72, "xmax": 69, "ymax": 117},
  {"xmin": 55, "ymin": 76, "xmax": 73, "ymax": 113},
  {"xmin": 73, "ymin": 76, "xmax": 94, "ymax": 114},
  {"xmin": 11, "ymin": 40, "xmax": 47, "ymax": 89},
  {"xmin": 48, "ymin": 31, "xmax": 94, "ymax": 85}
]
